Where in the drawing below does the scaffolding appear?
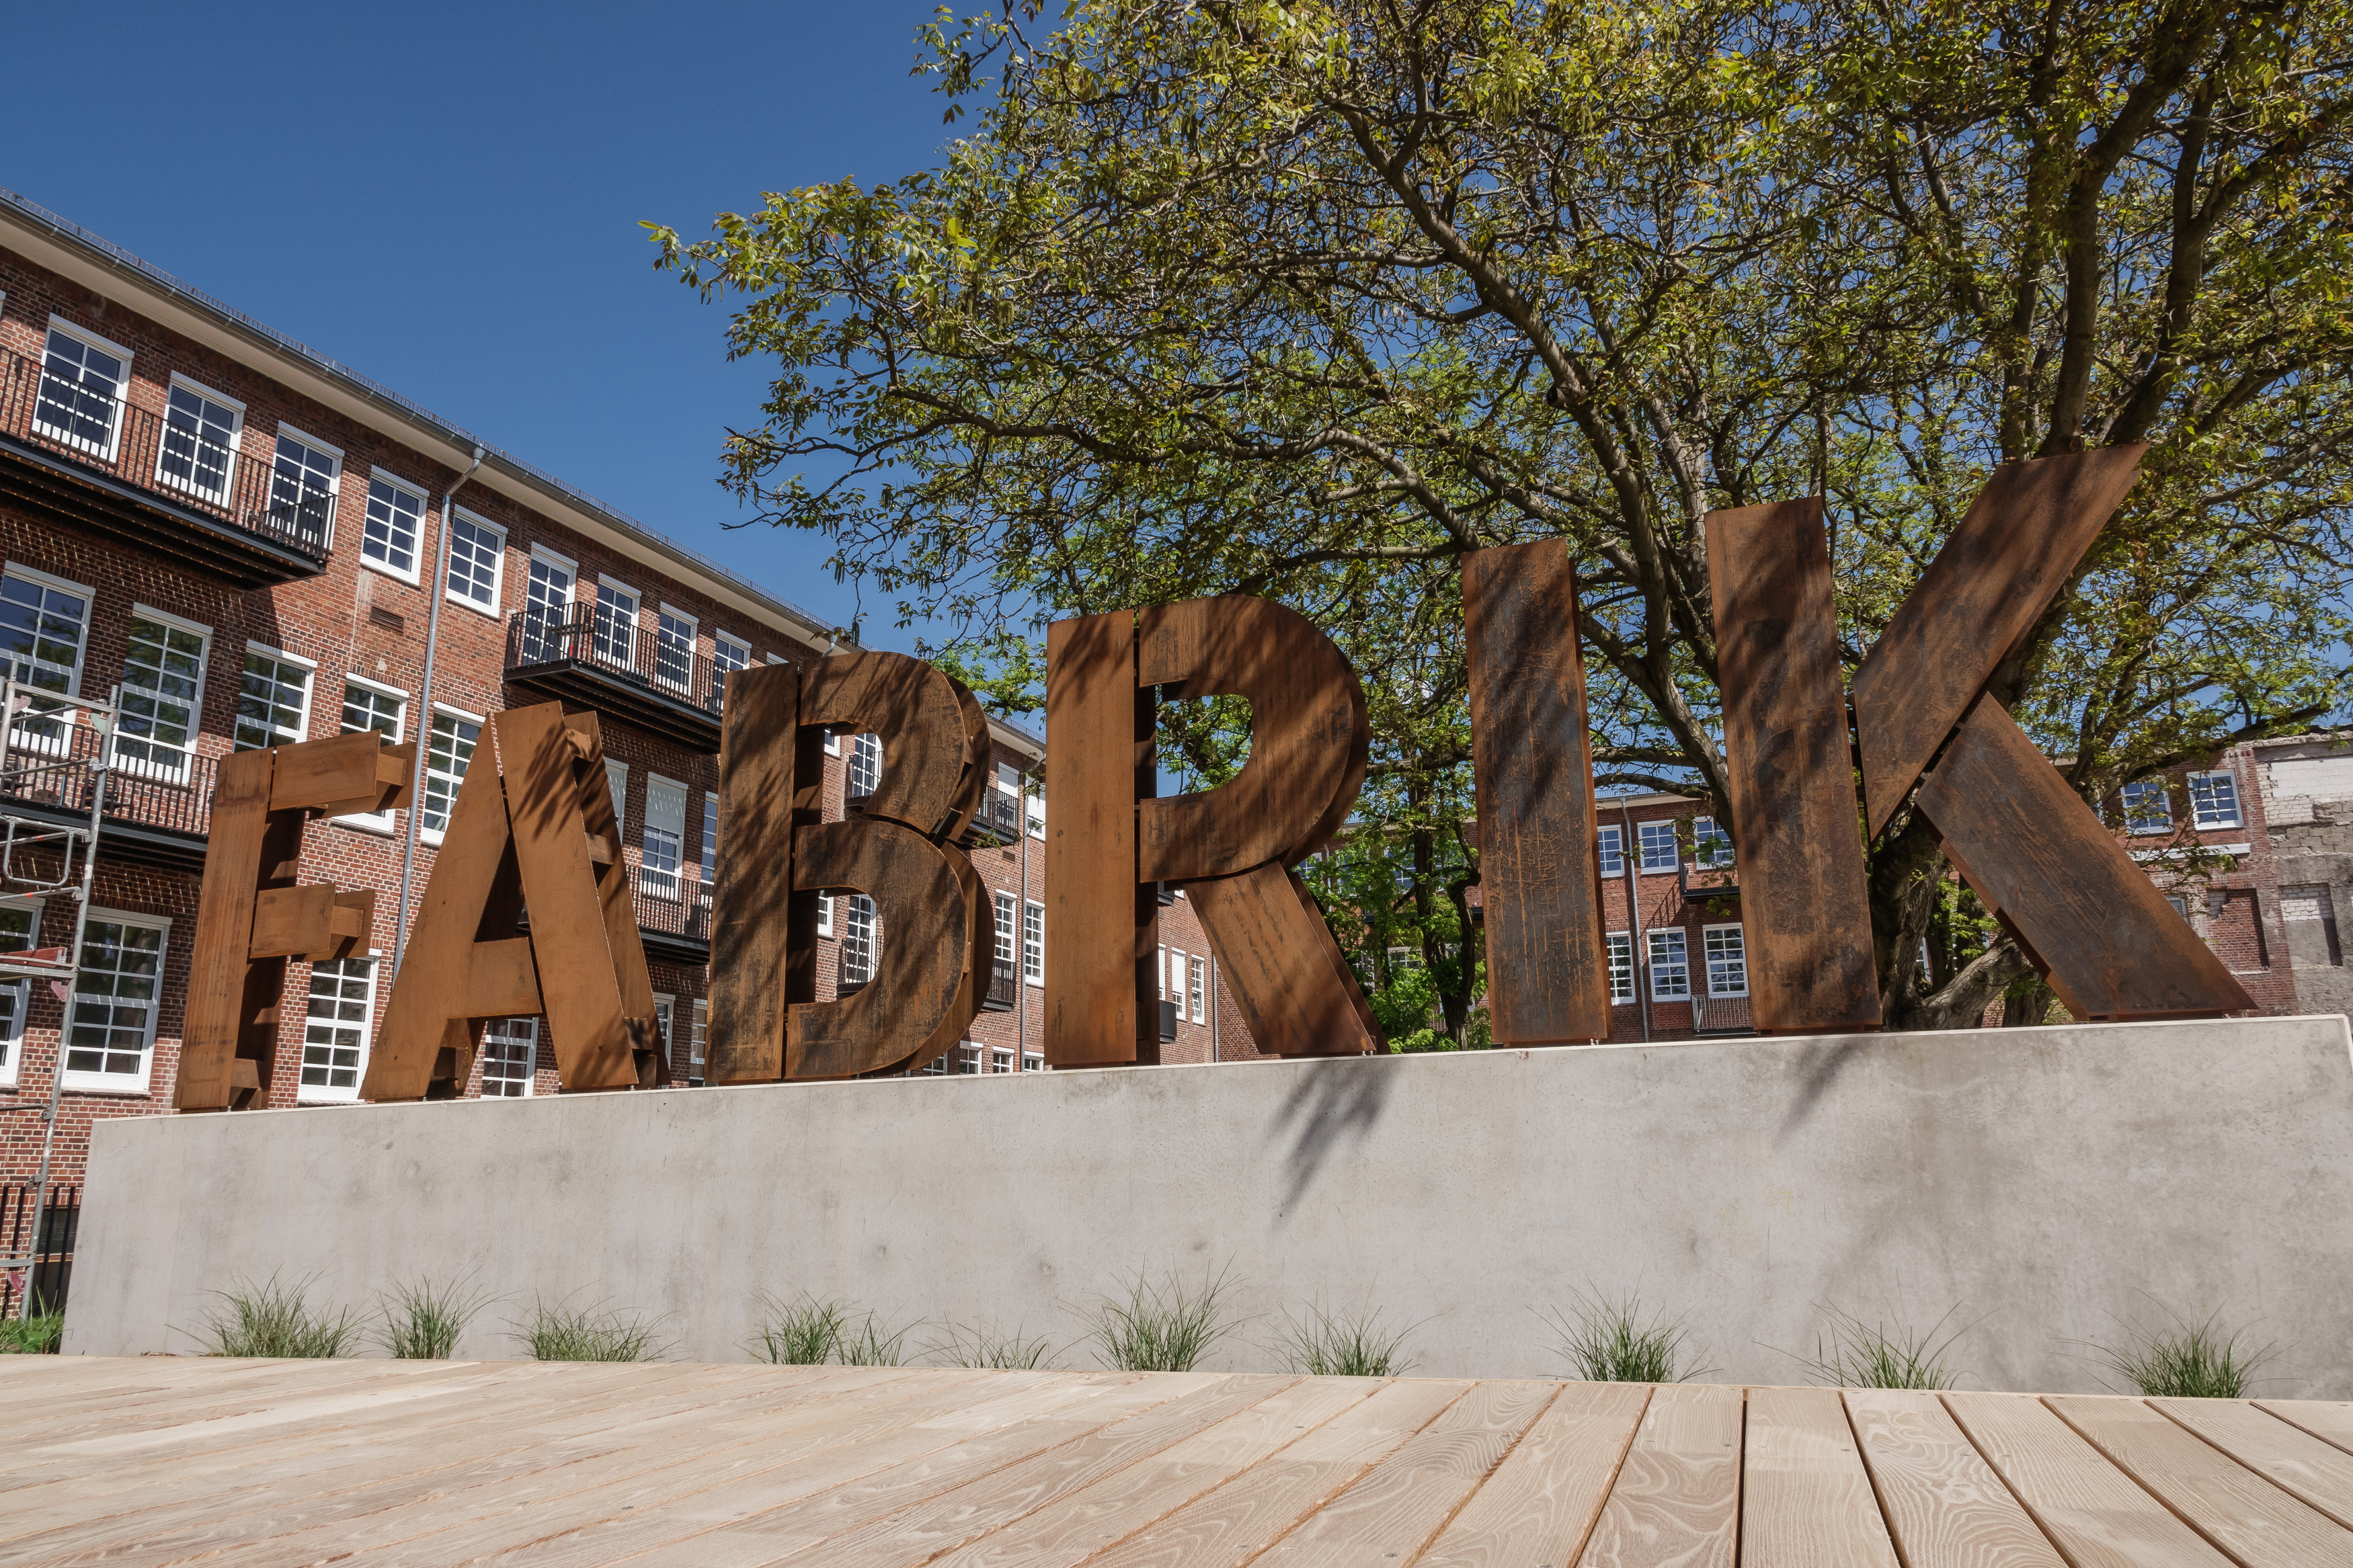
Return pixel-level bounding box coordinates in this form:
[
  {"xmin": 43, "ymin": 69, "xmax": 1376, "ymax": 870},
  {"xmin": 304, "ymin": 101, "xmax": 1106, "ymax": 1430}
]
[{"xmin": 0, "ymin": 677, "xmax": 117, "ymax": 1322}]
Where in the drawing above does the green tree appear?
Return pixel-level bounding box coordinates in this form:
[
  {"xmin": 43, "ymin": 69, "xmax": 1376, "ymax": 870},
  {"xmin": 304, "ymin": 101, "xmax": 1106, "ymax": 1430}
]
[{"xmin": 651, "ymin": 0, "xmax": 2352, "ymax": 1030}]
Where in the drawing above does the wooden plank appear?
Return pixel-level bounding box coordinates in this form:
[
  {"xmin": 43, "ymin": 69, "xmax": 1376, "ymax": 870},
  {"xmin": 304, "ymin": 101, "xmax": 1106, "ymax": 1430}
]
[
  {"xmin": 1741, "ymin": 1385, "xmax": 1899, "ymax": 1567},
  {"xmin": 1706, "ymin": 500, "xmax": 1880, "ymax": 1034},
  {"xmin": 941, "ymin": 673, "xmax": 992, "ymax": 843},
  {"xmin": 1418, "ymin": 1380, "xmax": 1651, "ymax": 1568},
  {"xmin": 2047, "ymin": 1394, "xmax": 2353, "ymax": 1566},
  {"xmin": 787, "ymin": 819, "xmax": 971, "ymax": 1079},
  {"xmin": 1463, "ymin": 540, "xmax": 1613, "ymax": 1046},
  {"xmin": 1918, "ymin": 697, "xmax": 2256, "ymax": 1019},
  {"xmin": 1136, "ymin": 594, "xmax": 1369, "ymax": 881},
  {"xmin": 903, "ymin": 843, "xmax": 988, "ymax": 1075},
  {"xmin": 1849, "ymin": 446, "xmax": 2147, "ymax": 838},
  {"xmin": 1044, "ymin": 610, "xmax": 1153, "ymax": 1067},
  {"xmin": 266, "ymin": 730, "xmax": 396, "ymax": 813},
  {"xmin": 924, "ymin": 1376, "xmax": 1385, "ymax": 1568},
  {"xmin": 2156, "ymin": 1399, "xmax": 2353, "ymax": 1530},
  {"xmin": 1944, "ymin": 1391, "xmax": 2234, "ymax": 1567},
  {"xmin": 2261, "ymin": 1402, "xmax": 2353, "ymax": 1459},
  {"xmin": 1845, "ymin": 1389, "xmax": 2063, "ymax": 1568},
  {"xmin": 1253, "ymin": 1378, "xmax": 1557, "ymax": 1564},
  {"xmin": 565, "ymin": 710, "xmax": 668, "ymax": 1087},
  {"xmin": 710, "ymin": 661, "xmax": 798, "ymax": 1083},
  {"xmin": 1579, "ymin": 1382, "xmax": 1744, "ymax": 1568},
  {"xmin": 1187, "ymin": 862, "xmax": 1379, "ymax": 1057},
  {"xmin": 1078, "ymin": 1378, "xmax": 1472, "ymax": 1568},
  {"xmin": 176, "ymin": 747, "xmax": 277, "ymax": 1111}
]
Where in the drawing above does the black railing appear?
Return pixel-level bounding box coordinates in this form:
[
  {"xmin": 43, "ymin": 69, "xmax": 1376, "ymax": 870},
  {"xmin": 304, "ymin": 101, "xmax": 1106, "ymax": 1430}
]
[
  {"xmin": 631, "ymin": 864, "xmax": 712, "ymax": 944},
  {"xmin": 504, "ymin": 610, "xmax": 726, "ymax": 720},
  {"xmin": 983, "ymin": 958, "xmax": 1018, "ymax": 1011},
  {"xmin": 1159, "ymin": 998, "xmax": 1179, "ymax": 1041},
  {"xmin": 0, "ymin": 1182, "xmax": 79, "ymax": 1321},
  {"xmin": 965, "ymin": 790, "xmax": 1021, "ymax": 843},
  {"xmin": 0, "ymin": 347, "xmax": 333, "ymax": 563},
  {"xmin": 1, "ymin": 718, "xmax": 216, "ymax": 842}
]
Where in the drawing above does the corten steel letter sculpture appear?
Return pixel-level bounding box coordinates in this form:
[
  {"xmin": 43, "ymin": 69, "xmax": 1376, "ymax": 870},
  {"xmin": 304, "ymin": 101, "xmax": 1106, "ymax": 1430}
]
[
  {"xmin": 1464, "ymin": 540, "xmax": 1614, "ymax": 1044},
  {"xmin": 181, "ymin": 730, "xmax": 414, "ymax": 1110},
  {"xmin": 1046, "ymin": 595, "xmax": 1380, "ymax": 1065},
  {"xmin": 360, "ymin": 702, "xmax": 671, "ymax": 1100},
  {"xmin": 706, "ymin": 650, "xmax": 994, "ymax": 1082}
]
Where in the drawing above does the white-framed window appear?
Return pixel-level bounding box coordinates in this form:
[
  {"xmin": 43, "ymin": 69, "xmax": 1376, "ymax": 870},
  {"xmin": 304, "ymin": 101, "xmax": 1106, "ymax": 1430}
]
[
  {"xmin": 920, "ymin": 1053, "xmax": 949, "ymax": 1076},
  {"xmin": 480, "ymin": 1017, "xmax": 537, "ymax": 1097},
  {"xmin": 1026, "ymin": 784, "xmax": 1045, "ymax": 839},
  {"xmin": 1605, "ymin": 932, "xmax": 1635, "ymax": 1003},
  {"xmin": 34, "ymin": 319, "xmax": 131, "ymax": 460},
  {"xmin": 1157, "ymin": 944, "xmax": 1168, "ymax": 999},
  {"xmin": 712, "ymin": 632, "xmax": 750, "ymax": 710},
  {"xmin": 2121, "ymin": 778, "xmax": 2172, "ymax": 835},
  {"xmin": 841, "ymin": 894, "xmax": 877, "ymax": 987},
  {"xmin": 155, "ymin": 375, "xmax": 243, "ymax": 505},
  {"xmin": 653, "ymin": 993, "xmax": 675, "ymax": 1076},
  {"xmin": 522, "ymin": 547, "xmax": 577, "ymax": 660},
  {"xmin": 269, "ymin": 427, "xmax": 342, "ymax": 550},
  {"xmin": 62, "ymin": 911, "xmax": 170, "ymax": 1093},
  {"xmin": 957, "ymin": 1042, "xmax": 982, "ymax": 1075},
  {"xmin": 594, "ymin": 578, "xmax": 639, "ymax": 667},
  {"xmin": 0, "ymin": 565, "xmax": 93, "ymax": 730},
  {"xmin": 445, "ymin": 509, "xmax": 506, "ymax": 614},
  {"xmin": 1646, "ymin": 927, "xmax": 1690, "ymax": 1001},
  {"xmin": 1168, "ymin": 949, "xmax": 1186, "ymax": 1012},
  {"xmin": 113, "ymin": 608, "xmax": 208, "ymax": 780},
  {"xmin": 1692, "ymin": 817, "xmax": 1734, "ymax": 868},
  {"xmin": 1189, "ymin": 952, "xmax": 1206, "ymax": 1023},
  {"xmin": 994, "ymin": 890, "xmax": 1016, "ymax": 968},
  {"xmin": 849, "ymin": 732, "xmax": 881, "ymax": 798},
  {"xmin": 422, "ymin": 706, "xmax": 484, "ymax": 843},
  {"xmin": 643, "ymin": 776, "xmax": 687, "ymax": 899},
  {"xmin": 2188, "ymin": 771, "xmax": 2243, "ymax": 829},
  {"xmin": 0, "ymin": 898, "xmax": 42, "ymax": 1087},
  {"xmin": 992, "ymin": 1046, "xmax": 1014, "ymax": 1073},
  {"xmin": 1703, "ymin": 924, "xmax": 1749, "ymax": 997},
  {"xmin": 995, "ymin": 761, "xmax": 1021, "ymax": 798},
  {"xmin": 1597, "ymin": 825, "xmax": 1624, "ymax": 878},
  {"xmin": 689, "ymin": 997, "xmax": 708, "ymax": 1085},
  {"xmin": 655, "ymin": 605, "xmax": 696, "ymax": 694},
  {"xmin": 1638, "ymin": 821, "xmax": 1680, "ymax": 873},
  {"xmin": 233, "ymin": 643, "xmax": 315, "ymax": 752},
  {"xmin": 824, "ymin": 729, "xmax": 842, "ymax": 757},
  {"xmin": 817, "ymin": 891, "xmax": 834, "ymax": 938},
  {"xmin": 604, "ymin": 758, "xmax": 628, "ymax": 827},
  {"xmin": 333, "ymin": 677, "xmax": 406, "ymax": 832},
  {"xmin": 701, "ymin": 790, "xmax": 719, "ymax": 898},
  {"xmin": 298, "ymin": 956, "xmax": 377, "ymax": 1102},
  {"xmin": 1022, "ymin": 899, "xmax": 1044, "ymax": 984},
  {"xmin": 361, "ymin": 470, "xmax": 428, "ymax": 581}
]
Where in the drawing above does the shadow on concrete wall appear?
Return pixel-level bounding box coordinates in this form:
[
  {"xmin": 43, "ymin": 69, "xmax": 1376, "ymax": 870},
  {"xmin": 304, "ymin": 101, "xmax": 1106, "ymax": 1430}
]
[{"xmin": 1267, "ymin": 1056, "xmax": 1394, "ymax": 1213}]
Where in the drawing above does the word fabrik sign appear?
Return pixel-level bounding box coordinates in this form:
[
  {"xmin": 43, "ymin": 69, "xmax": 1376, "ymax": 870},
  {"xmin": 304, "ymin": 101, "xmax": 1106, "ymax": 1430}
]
[{"xmin": 180, "ymin": 449, "xmax": 2250, "ymax": 1108}]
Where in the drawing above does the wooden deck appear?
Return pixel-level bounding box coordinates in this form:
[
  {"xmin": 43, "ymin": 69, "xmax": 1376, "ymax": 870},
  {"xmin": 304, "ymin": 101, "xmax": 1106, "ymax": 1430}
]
[{"xmin": 3, "ymin": 1358, "xmax": 2351, "ymax": 1565}]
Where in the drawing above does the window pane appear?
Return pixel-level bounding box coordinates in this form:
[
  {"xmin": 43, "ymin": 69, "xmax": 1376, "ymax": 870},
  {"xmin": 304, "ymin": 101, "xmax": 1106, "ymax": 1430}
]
[
  {"xmin": 157, "ymin": 384, "xmax": 238, "ymax": 502},
  {"xmin": 842, "ymin": 894, "xmax": 877, "ymax": 986},
  {"xmin": 424, "ymin": 711, "xmax": 481, "ymax": 835},
  {"xmin": 1638, "ymin": 821, "xmax": 1679, "ymax": 872},
  {"xmin": 1606, "ymin": 932, "xmax": 1634, "ymax": 1002},
  {"xmin": 849, "ymin": 733, "xmax": 881, "ymax": 798},
  {"xmin": 1022, "ymin": 901, "xmax": 1044, "ymax": 982},
  {"xmin": 1597, "ymin": 825, "xmax": 1624, "ymax": 877},
  {"xmin": 1693, "ymin": 817, "xmax": 1733, "ymax": 868},
  {"xmin": 65, "ymin": 920, "xmax": 164, "ymax": 1079},
  {"xmin": 363, "ymin": 477, "xmax": 424, "ymax": 574},
  {"xmin": 701, "ymin": 793, "xmax": 719, "ymax": 884},
  {"xmin": 0, "ymin": 573, "xmax": 90, "ymax": 708},
  {"xmin": 994, "ymin": 891, "xmax": 1016, "ymax": 964},
  {"xmin": 594, "ymin": 582, "xmax": 638, "ymax": 665},
  {"xmin": 2122, "ymin": 779, "xmax": 2171, "ymax": 835},
  {"xmin": 35, "ymin": 329, "xmax": 124, "ymax": 454},
  {"xmin": 270, "ymin": 435, "xmax": 338, "ymax": 547},
  {"xmin": 711, "ymin": 635, "xmax": 749, "ymax": 709},
  {"xmin": 2189, "ymin": 772, "xmax": 2241, "ymax": 828},
  {"xmin": 1704, "ymin": 926, "xmax": 1749, "ymax": 997},
  {"xmin": 522, "ymin": 556, "xmax": 575, "ymax": 659},
  {"xmin": 115, "ymin": 618, "xmax": 205, "ymax": 773},
  {"xmin": 234, "ymin": 651, "xmax": 311, "ymax": 751},
  {"xmin": 301, "ymin": 957, "xmax": 376, "ymax": 1094},
  {"xmin": 1646, "ymin": 928, "xmax": 1689, "ymax": 1000},
  {"xmin": 481, "ymin": 1017, "xmax": 538, "ymax": 1097},
  {"xmin": 655, "ymin": 610, "xmax": 694, "ymax": 692},
  {"xmin": 446, "ymin": 515, "xmax": 503, "ymax": 606}
]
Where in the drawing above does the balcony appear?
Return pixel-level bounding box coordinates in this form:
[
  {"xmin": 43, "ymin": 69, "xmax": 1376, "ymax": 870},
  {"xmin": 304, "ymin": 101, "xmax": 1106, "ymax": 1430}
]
[
  {"xmin": 0, "ymin": 349, "xmax": 331, "ymax": 586},
  {"xmin": 961, "ymin": 790, "xmax": 1021, "ymax": 846},
  {"xmin": 631, "ymin": 865, "xmax": 712, "ymax": 966},
  {"xmin": 1159, "ymin": 998, "xmax": 1179, "ymax": 1041},
  {"xmin": 504, "ymin": 611, "xmax": 725, "ymax": 753},
  {"xmin": 1679, "ymin": 857, "xmax": 1739, "ymax": 904},
  {"xmin": 0, "ymin": 717, "xmax": 213, "ymax": 872},
  {"xmin": 980, "ymin": 958, "xmax": 1017, "ymax": 1012}
]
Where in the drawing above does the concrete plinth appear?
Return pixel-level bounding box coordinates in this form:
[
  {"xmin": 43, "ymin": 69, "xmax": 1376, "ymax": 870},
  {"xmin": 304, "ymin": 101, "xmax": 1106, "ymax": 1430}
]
[{"xmin": 64, "ymin": 1015, "xmax": 2353, "ymax": 1395}]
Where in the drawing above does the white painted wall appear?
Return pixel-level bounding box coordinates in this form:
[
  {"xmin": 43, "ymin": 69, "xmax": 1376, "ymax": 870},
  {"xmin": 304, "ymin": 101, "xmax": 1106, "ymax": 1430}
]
[{"xmin": 65, "ymin": 1014, "xmax": 2353, "ymax": 1397}]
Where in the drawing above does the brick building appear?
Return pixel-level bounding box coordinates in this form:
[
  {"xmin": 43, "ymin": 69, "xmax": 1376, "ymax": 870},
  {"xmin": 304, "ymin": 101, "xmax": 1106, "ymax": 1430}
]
[
  {"xmin": 0, "ymin": 192, "xmax": 1054, "ymax": 1186},
  {"xmin": 2251, "ymin": 733, "xmax": 2353, "ymax": 1019}
]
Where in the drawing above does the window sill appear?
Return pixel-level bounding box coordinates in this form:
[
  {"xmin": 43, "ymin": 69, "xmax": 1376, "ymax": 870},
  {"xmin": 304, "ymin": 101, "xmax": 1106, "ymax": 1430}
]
[
  {"xmin": 331, "ymin": 813, "xmax": 398, "ymax": 837},
  {"xmin": 444, "ymin": 589, "xmax": 504, "ymax": 620},
  {"xmin": 359, "ymin": 555, "xmax": 423, "ymax": 588},
  {"xmin": 58, "ymin": 1077, "xmax": 153, "ymax": 1098},
  {"xmin": 297, "ymin": 1094, "xmax": 363, "ymax": 1107}
]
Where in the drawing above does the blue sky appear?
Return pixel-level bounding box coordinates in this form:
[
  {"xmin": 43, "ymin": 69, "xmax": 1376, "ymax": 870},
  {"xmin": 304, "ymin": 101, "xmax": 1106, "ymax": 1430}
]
[{"xmin": 2, "ymin": 1, "xmax": 961, "ymax": 650}]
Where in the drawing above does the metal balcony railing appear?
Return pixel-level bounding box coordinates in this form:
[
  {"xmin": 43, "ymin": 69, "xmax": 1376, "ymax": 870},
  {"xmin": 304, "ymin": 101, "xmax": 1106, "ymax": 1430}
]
[
  {"xmin": 982, "ymin": 958, "xmax": 1018, "ymax": 1011},
  {"xmin": 504, "ymin": 610, "xmax": 726, "ymax": 750},
  {"xmin": 0, "ymin": 347, "xmax": 333, "ymax": 567},
  {"xmin": 631, "ymin": 864, "xmax": 712, "ymax": 945},
  {"xmin": 1690, "ymin": 991, "xmax": 1755, "ymax": 1036},
  {"xmin": 0, "ymin": 712, "xmax": 215, "ymax": 852},
  {"xmin": 964, "ymin": 790, "xmax": 1021, "ymax": 844}
]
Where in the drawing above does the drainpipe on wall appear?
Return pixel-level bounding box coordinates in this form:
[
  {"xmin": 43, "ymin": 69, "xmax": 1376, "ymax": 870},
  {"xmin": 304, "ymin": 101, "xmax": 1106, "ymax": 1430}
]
[
  {"xmin": 1622, "ymin": 799, "xmax": 1651, "ymax": 1044},
  {"xmin": 1017, "ymin": 759, "xmax": 1030, "ymax": 1067},
  {"xmin": 391, "ymin": 444, "xmax": 485, "ymax": 978}
]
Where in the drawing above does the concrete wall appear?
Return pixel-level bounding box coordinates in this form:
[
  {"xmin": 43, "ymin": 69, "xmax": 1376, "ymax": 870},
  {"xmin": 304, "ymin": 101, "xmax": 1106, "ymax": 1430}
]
[{"xmin": 65, "ymin": 1015, "xmax": 2353, "ymax": 1397}]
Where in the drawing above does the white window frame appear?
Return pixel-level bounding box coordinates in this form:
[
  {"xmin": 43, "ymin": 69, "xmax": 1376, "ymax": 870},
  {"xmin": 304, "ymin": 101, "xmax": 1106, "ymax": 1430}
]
[
  {"xmin": 994, "ymin": 890, "xmax": 1017, "ymax": 967},
  {"xmin": 297, "ymin": 952, "xmax": 381, "ymax": 1104},
  {"xmin": 1023, "ymin": 899, "xmax": 1045, "ymax": 985},
  {"xmin": 1702, "ymin": 923, "xmax": 1750, "ymax": 998},
  {"xmin": 0, "ymin": 894, "xmax": 44, "ymax": 1088},
  {"xmin": 1605, "ymin": 931, "xmax": 1635, "ymax": 1003},
  {"xmin": 154, "ymin": 373, "xmax": 246, "ymax": 505},
  {"xmin": 1637, "ymin": 820, "xmax": 1680, "ymax": 874},
  {"xmin": 701, "ymin": 789, "xmax": 720, "ymax": 895},
  {"xmin": 824, "ymin": 730, "xmax": 842, "ymax": 757},
  {"xmin": 2188, "ymin": 770, "xmax": 2243, "ymax": 829},
  {"xmin": 642, "ymin": 775, "xmax": 688, "ymax": 900},
  {"xmin": 60, "ymin": 908, "xmax": 172, "ymax": 1095},
  {"xmin": 713, "ymin": 632, "xmax": 751, "ymax": 711},
  {"xmin": 604, "ymin": 759, "xmax": 628, "ymax": 827},
  {"xmin": 444, "ymin": 507, "xmax": 507, "ymax": 617},
  {"xmin": 652, "ymin": 993, "xmax": 676, "ymax": 1075},
  {"xmin": 112, "ymin": 604, "xmax": 210, "ymax": 782},
  {"xmin": 480, "ymin": 1016, "xmax": 539, "ymax": 1098},
  {"xmin": 689, "ymin": 997, "xmax": 709, "ymax": 1085},
  {"xmin": 817, "ymin": 891, "xmax": 834, "ymax": 938},
  {"xmin": 1188, "ymin": 952, "xmax": 1205, "ymax": 1024},
  {"xmin": 2, "ymin": 560, "xmax": 96, "ymax": 706},
  {"xmin": 1023, "ymin": 1051, "xmax": 1043, "ymax": 1073},
  {"xmin": 1027, "ymin": 786, "xmax": 1045, "ymax": 839},
  {"xmin": 1597, "ymin": 825, "xmax": 1624, "ymax": 878},
  {"xmin": 1646, "ymin": 927, "xmax": 1691, "ymax": 1003},
  {"xmin": 2120, "ymin": 778, "xmax": 2173, "ymax": 835},
  {"xmin": 654, "ymin": 604, "xmax": 699, "ymax": 696},
  {"xmin": 360, "ymin": 468, "xmax": 430, "ymax": 584},
  {"xmin": 420, "ymin": 702, "xmax": 486, "ymax": 847},
  {"xmin": 841, "ymin": 894, "xmax": 877, "ymax": 987},
  {"xmin": 331, "ymin": 675, "xmax": 407, "ymax": 833},
  {"xmin": 233, "ymin": 641, "xmax": 317, "ymax": 752},
  {"xmin": 36, "ymin": 317, "xmax": 134, "ymax": 462},
  {"xmin": 1691, "ymin": 816, "xmax": 1734, "ymax": 869},
  {"xmin": 595, "ymin": 577, "xmax": 641, "ymax": 667},
  {"xmin": 271, "ymin": 424, "xmax": 344, "ymax": 550},
  {"xmin": 1158, "ymin": 943, "xmax": 1168, "ymax": 1000}
]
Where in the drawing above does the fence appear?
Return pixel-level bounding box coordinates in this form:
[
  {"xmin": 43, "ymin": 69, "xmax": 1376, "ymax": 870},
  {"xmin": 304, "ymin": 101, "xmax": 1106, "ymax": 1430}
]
[
  {"xmin": 0, "ymin": 1182, "xmax": 79, "ymax": 1319},
  {"xmin": 504, "ymin": 610, "xmax": 728, "ymax": 720},
  {"xmin": 0, "ymin": 712, "xmax": 215, "ymax": 843}
]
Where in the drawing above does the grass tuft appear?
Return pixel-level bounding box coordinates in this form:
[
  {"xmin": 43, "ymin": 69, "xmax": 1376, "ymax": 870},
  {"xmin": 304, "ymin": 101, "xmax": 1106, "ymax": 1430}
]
[
  {"xmin": 375, "ymin": 1276, "xmax": 489, "ymax": 1360},
  {"xmin": 0, "ymin": 1312, "xmax": 63, "ymax": 1354},
  {"xmin": 748, "ymin": 1292, "xmax": 850, "ymax": 1366},
  {"xmin": 1273, "ymin": 1303, "xmax": 1416, "ymax": 1378},
  {"xmin": 200, "ymin": 1275, "xmax": 361, "ymax": 1358},
  {"xmin": 836, "ymin": 1311, "xmax": 916, "ymax": 1367},
  {"xmin": 2088, "ymin": 1306, "xmax": 2275, "ymax": 1399},
  {"xmin": 1544, "ymin": 1288, "xmax": 1704, "ymax": 1383},
  {"xmin": 1793, "ymin": 1305, "xmax": 1968, "ymax": 1390},
  {"xmin": 519, "ymin": 1299, "xmax": 666, "ymax": 1362},
  {"xmin": 926, "ymin": 1322, "xmax": 1054, "ymax": 1370},
  {"xmin": 1085, "ymin": 1266, "xmax": 1241, "ymax": 1373}
]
